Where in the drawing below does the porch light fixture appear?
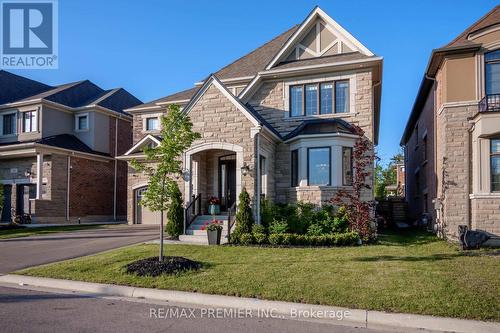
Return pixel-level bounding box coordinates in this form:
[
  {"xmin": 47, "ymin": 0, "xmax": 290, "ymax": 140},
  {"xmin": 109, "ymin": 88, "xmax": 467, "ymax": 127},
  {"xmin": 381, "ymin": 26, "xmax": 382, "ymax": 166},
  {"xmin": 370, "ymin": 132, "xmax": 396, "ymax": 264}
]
[
  {"xmin": 181, "ymin": 168, "xmax": 191, "ymax": 181},
  {"xmin": 24, "ymin": 169, "xmax": 31, "ymax": 178},
  {"xmin": 241, "ymin": 163, "xmax": 250, "ymax": 176}
]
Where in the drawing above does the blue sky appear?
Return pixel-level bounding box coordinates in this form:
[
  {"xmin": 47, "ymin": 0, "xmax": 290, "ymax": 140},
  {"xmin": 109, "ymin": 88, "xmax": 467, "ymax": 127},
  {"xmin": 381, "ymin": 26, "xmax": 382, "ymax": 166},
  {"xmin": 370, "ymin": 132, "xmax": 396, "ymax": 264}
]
[{"xmin": 8, "ymin": 0, "xmax": 499, "ymax": 164}]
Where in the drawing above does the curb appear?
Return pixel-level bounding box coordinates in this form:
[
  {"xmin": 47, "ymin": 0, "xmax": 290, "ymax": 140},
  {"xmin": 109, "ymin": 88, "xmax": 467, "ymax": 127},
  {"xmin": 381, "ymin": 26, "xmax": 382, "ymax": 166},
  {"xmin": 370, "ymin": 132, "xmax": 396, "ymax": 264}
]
[{"xmin": 0, "ymin": 274, "xmax": 498, "ymax": 333}]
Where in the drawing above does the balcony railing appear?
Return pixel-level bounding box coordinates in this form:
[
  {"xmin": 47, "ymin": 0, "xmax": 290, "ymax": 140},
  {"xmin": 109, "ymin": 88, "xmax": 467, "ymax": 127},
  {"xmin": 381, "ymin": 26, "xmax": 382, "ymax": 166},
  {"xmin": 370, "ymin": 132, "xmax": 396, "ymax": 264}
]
[{"xmin": 479, "ymin": 94, "xmax": 500, "ymax": 112}]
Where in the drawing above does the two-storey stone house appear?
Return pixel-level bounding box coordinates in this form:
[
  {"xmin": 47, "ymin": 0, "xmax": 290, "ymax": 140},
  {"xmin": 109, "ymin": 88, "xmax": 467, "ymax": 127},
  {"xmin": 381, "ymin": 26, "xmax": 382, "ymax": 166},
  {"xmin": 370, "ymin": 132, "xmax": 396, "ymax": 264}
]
[
  {"xmin": 120, "ymin": 7, "xmax": 383, "ymax": 235},
  {"xmin": 401, "ymin": 6, "xmax": 500, "ymax": 239},
  {"xmin": 0, "ymin": 70, "xmax": 141, "ymax": 223}
]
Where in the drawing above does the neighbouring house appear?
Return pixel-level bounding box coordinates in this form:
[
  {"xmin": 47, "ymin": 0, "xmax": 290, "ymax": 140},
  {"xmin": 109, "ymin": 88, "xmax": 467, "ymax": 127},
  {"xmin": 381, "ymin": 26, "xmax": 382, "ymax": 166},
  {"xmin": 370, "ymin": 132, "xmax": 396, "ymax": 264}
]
[
  {"xmin": 119, "ymin": 7, "xmax": 382, "ymax": 241},
  {"xmin": 0, "ymin": 70, "xmax": 142, "ymax": 223},
  {"xmin": 401, "ymin": 6, "xmax": 500, "ymax": 239},
  {"xmin": 385, "ymin": 163, "xmax": 405, "ymax": 197}
]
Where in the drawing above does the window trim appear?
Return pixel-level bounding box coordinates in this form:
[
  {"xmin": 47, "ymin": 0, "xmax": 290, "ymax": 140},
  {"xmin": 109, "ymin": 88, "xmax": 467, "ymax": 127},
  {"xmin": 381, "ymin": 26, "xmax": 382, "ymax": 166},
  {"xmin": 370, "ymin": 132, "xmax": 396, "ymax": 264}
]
[
  {"xmin": 22, "ymin": 110, "xmax": 38, "ymax": 133},
  {"xmin": 307, "ymin": 146, "xmax": 331, "ymax": 186},
  {"xmin": 334, "ymin": 80, "xmax": 350, "ymax": 114},
  {"xmin": 1, "ymin": 111, "xmax": 17, "ymax": 136},
  {"xmin": 145, "ymin": 116, "xmax": 160, "ymax": 132},
  {"xmin": 289, "ymin": 79, "xmax": 351, "ymax": 118},
  {"xmin": 491, "ymin": 138, "xmax": 500, "ymax": 192},
  {"xmin": 74, "ymin": 113, "xmax": 89, "ymax": 132},
  {"xmin": 342, "ymin": 146, "xmax": 353, "ymax": 186}
]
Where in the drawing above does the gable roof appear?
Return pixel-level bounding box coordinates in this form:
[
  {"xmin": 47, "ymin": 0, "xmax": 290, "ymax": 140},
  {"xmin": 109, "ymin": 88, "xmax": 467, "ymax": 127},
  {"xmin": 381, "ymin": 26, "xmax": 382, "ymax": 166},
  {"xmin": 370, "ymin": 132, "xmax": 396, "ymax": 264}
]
[
  {"xmin": 401, "ymin": 6, "xmax": 500, "ymax": 145},
  {"xmin": 213, "ymin": 25, "xmax": 300, "ymax": 80},
  {"xmin": 0, "ymin": 70, "xmax": 52, "ymax": 104},
  {"xmin": 126, "ymin": 87, "xmax": 198, "ymax": 111},
  {"xmin": 0, "ymin": 70, "xmax": 142, "ymax": 115},
  {"xmin": 265, "ymin": 6, "xmax": 375, "ymax": 71},
  {"xmin": 122, "ymin": 134, "xmax": 162, "ymax": 157},
  {"xmin": 444, "ymin": 5, "xmax": 500, "ymax": 48}
]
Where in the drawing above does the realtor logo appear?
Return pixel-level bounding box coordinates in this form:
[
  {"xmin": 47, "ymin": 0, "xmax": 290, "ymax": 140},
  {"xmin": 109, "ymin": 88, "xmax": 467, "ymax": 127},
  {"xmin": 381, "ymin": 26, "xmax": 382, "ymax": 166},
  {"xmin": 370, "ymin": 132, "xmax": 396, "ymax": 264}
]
[{"xmin": 1, "ymin": 0, "xmax": 58, "ymax": 68}]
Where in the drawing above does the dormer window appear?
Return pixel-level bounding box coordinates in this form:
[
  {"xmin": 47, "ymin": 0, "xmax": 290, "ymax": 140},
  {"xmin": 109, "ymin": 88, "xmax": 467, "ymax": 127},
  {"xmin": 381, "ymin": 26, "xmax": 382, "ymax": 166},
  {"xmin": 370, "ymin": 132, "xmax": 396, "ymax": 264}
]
[
  {"xmin": 22, "ymin": 110, "xmax": 37, "ymax": 133},
  {"xmin": 75, "ymin": 113, "xmax": 89, "ymax": 131},
  {"xmin": 146, "ymin": 117, "xmax": 159, "ymax": 131}
]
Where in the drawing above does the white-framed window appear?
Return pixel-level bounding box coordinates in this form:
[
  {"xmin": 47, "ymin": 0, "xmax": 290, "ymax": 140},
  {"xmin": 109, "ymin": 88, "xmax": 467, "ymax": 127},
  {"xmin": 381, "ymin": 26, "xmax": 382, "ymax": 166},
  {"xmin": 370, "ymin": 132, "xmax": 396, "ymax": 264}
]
[
  {"xmin": 491, "ymin": 138, "xmax": 500, "ymax": 192},
  {"xmin": 259, "ymin": 155, "xmax": 267, "ymax": 197},
  {"xmin": 75, "ymin": 113, "xmax": 89, "ymax": 131},
  {"xmin": 145, "ymin": 117, "xmax": 159, "ymax": 131},
  {"xmin": 1, "ymin": 112, "xmax": 17, "ymax": 136},
  {"xmin": 289, "ymin": 80, "xmax": 351, "ymax": 117},
  {"xmin": 22, "ymin": 110, "xmax": 37, "ymax": 133}
]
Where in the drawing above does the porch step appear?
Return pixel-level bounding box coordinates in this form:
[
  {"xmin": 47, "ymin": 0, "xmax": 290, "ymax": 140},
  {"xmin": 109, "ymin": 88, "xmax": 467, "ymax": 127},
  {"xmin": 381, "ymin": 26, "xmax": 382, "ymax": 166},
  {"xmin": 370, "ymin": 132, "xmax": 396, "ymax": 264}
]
[{"xmin": 179, "ymin": 234, "xmax": 229, "ymax": 245}]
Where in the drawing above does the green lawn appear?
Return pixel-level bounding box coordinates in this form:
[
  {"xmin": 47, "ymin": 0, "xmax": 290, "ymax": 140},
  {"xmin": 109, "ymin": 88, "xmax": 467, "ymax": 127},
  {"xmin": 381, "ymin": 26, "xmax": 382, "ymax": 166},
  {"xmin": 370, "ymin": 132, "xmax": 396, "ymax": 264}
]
[
  {"xmin": 18, "ymin": 231, "xmax": 500, "ymax": 321},
  {"xmin": 0, "ymin": 224, "xmax": 115, "ymax": 239}
]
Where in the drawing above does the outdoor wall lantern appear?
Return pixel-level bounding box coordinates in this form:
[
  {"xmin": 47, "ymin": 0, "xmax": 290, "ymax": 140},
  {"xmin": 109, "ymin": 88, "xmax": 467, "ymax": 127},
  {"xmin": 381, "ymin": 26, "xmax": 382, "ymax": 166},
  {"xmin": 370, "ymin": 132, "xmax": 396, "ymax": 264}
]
[
  {"xmin": 181, "ymin": 168, "xmax": 191, "ymax": 181},
  {"xmin": 24, "ymin": 169, "xmax": 32, "ymax": 178},
  {"xmin": 241, "ymin": 163, "xmax": 250, "ymax": 176}
]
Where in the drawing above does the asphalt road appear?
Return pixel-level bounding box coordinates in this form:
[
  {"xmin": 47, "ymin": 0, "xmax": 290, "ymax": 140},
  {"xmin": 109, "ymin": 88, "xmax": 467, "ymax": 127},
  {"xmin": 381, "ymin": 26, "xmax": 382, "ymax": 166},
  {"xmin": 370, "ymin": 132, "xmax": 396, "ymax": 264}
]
[
  {"xmin": 0, "ymin": 286, "xmax": 396, "ymax": 333},
  {"xmin": 0, "ymin": 225, "xmax": 158, "ymax": 273}
]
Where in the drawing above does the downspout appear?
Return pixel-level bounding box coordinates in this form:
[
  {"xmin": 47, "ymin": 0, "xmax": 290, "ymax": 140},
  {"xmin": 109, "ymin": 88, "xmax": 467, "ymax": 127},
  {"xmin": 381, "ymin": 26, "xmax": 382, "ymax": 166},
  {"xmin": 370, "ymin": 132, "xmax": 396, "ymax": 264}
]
[
  {"xmin": 466, "ymin": 116, "xmax": 475, "ymax": 230},
  {"xmin": 425, "ymin": 74, "xmax": 437, "ymax": 231},
  {"xmin": 66, "ymin": 155, "xmax": 71, "ymax": 221},
  {"xmin": 113, "ymin": 118, "xmax": 118, "ymax": 221},
  {"xmin": 255, "ymin": 131, "xmax": 261, "ymax": 225}
]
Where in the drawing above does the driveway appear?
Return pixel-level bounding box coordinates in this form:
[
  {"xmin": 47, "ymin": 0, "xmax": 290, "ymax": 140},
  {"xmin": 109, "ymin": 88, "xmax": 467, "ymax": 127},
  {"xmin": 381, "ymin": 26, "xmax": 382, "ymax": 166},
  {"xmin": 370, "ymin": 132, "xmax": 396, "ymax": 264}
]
[{"xmin": 0, "ymin": 225, "xmax": 158, "ymax": 273}]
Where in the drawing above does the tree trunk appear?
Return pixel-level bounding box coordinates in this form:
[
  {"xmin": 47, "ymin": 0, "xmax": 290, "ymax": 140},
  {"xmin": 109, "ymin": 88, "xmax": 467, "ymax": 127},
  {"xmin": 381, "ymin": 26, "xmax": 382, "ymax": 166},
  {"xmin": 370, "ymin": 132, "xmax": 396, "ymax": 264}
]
[{"xmin": 159, "ymin": 209, "xmax": 164, "ymax": 261}]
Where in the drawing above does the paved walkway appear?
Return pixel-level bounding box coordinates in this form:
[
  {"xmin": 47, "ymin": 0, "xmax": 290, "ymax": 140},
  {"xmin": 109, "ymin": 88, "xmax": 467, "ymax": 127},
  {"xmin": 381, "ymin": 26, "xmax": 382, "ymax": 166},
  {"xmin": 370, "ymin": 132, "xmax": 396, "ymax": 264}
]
[{"xmin": 0, "ymin": 225, "xmax": 158, "ymax": 273}]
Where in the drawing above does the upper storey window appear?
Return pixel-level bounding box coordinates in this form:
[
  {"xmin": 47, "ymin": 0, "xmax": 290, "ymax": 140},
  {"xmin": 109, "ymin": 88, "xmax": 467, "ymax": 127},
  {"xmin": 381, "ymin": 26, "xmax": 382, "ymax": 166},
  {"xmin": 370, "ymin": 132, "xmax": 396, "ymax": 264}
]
[
  {"xmin": 485, "ymin": 50, "xmax": 500, "ymax": 95},
  {"xmin": 290, "ymin": 80, "xmax": 350, "ymax": 117},
  {"xmin": 146, "ymin": 117, "xmax": 159, "ymax": 131},
  {"xmin": 22, "ymin": 111, "xmax": 37, "ymax": 133},
  {"xmin": 2, "ymin": 113, "xmax": 16, "ymax": 135}
]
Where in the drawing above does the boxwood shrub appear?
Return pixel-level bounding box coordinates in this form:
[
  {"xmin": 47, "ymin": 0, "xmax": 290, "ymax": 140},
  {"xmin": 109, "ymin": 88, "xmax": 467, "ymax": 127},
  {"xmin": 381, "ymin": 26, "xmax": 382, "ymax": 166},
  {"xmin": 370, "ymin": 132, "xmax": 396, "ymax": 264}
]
[{"xmin": 234, "ymin": 231, "xmax": 359, "ymax": 247}]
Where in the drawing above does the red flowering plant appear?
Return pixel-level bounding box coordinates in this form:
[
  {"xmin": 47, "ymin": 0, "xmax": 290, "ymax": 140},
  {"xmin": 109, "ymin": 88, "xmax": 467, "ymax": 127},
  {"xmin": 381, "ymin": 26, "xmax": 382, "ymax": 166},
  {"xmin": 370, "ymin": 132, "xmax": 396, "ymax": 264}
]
[
  {"xmin": 208, "ymin": 197, "xmax": 220, "ymax": 205},
  {"xmin": 328, "ymin": 124, "xmax": 376, "ymax": 242},
  {"xmin": 206, "ymin": 219, "xmax": 223, "ymax": 231}
]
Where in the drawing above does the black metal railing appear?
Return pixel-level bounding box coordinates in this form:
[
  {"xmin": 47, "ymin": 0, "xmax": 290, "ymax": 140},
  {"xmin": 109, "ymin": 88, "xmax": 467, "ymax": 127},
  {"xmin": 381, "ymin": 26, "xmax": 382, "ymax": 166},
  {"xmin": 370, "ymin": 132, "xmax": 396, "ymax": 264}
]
[
  {"xmin": 479, "ymin": 94, "xmax": 500, "ymax": 112},
  {"xmin": 184, "ymin": 193, "xmax": 201, "ymax": 234},
  {"xmin": 226, "ymin": 201, "xmax": 237, "ymax": 243}
]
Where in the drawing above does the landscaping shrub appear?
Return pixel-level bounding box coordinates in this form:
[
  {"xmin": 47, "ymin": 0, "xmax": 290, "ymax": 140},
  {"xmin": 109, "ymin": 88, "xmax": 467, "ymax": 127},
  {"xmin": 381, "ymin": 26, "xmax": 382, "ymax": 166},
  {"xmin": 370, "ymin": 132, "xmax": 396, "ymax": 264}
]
[
  {"xmin": 232, "ymin": 188, "xmax": 254, "ymax": 242},
  {"xmin": 253, "ymin": 232, "xmax": 267, "ymax": 245},
  {"xmin": 165, "ymin": 183, "xmax": 184, "ymax": 238},
  {"xmin": 266, "ymin": 232, "xmax": 359, "ymax": 247},
  {"xmin": 306, "ymin": 223, "xmax": 323, "ymax": 236},
  {"xmin": 269, "ymin": 219, "xmax": 288, "ymax": 234},
  {"xmin": 252, "ymin": 224, "xmax": 266, "ymax": 234},
  {"xmin": 238, "ymin": 233, "xmax": 254, "ymax": 246}
]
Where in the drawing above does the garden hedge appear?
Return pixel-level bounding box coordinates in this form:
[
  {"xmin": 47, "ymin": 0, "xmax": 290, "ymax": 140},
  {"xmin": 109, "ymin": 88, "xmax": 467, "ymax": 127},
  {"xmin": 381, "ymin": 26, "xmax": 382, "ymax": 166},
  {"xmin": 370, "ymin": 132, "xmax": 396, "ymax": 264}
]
[{"xmin": 232, "ymin": 231, "xmax": 360, "ymax": 247}]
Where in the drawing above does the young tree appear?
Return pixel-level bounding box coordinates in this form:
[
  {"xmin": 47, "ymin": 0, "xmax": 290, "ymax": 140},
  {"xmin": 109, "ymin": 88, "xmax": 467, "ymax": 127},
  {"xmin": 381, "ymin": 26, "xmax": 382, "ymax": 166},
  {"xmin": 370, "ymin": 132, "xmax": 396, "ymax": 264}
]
[
  {"xmin": 131, "ymin": 104, "xmax": 201, "ymax": 261},
  {"xmin": 329, "ymin": 125, "xmax": 375, "ymax": 241}
]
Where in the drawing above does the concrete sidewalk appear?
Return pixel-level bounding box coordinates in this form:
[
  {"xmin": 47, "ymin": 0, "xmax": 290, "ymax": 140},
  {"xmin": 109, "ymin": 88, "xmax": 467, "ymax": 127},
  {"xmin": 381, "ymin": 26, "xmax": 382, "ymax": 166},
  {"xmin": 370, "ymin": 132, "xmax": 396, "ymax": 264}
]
[{"xmin": 0, "ymin": 274, "xmax": 497, "ymax": 333}]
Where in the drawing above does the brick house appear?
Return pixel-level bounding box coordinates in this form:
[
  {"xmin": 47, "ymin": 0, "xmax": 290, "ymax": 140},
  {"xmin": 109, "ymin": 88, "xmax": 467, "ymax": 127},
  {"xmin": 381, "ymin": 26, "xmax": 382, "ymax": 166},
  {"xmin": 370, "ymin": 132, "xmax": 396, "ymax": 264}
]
[
  {"xmin": 0, "ymin": 70, "xmax": 141, "ymax": 223},
  {"xmin": 119, "ymin": 7, "xmax": 382, "ymax": 240},
  {"xmin": 401, "ymin": 6, "xmax": 500, "ymax": 239}
]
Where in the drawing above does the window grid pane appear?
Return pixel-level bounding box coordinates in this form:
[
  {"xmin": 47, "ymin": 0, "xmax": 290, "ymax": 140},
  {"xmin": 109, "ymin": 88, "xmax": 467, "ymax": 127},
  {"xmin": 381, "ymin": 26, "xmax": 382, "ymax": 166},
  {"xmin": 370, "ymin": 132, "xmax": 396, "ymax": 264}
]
[
  {"xmin": 146, "ymin": 117, "xmax": 159, "ymax": 131},
  {"xmin": 486, "ymin": 62, "xmax": 500, "ymax": 95},
  {"xmin": 308, "ymin": 147, "xmax": 330, "ymax": 186},
  {"xmin": 305, "ymin": 84, "xmax": 318, "ymax": 116},
  {"xmin": 78, "ymin": 116, "xmax": 88, "ymax": 130},
  {"xmin": 492, "ymin": 156, "xmax": 500, "ymax": 192},
  {"xmin": 23, "ymin": 111, "xmax": 37, "ymax": 132},
  {"xmin": 291, "ymin": 150, "xmax": 298, "ymax": 187},
  {"xmin": 320, "ymin": 83, "xmax": 333, "ymax": 114},
  {"xmin": 335, "ymin": 81, "xmax": 349, "ymax": 113},
  {"xmin": 290, "ymin": 86, "xmax": 303, "ymax": 117},
  {"xmin": 3, "ymin": 114, "xmax": 15, "ymax": 135},
  {"xmin": 342, "ymin": 147, "xmax": 353, "ymax": 186}
]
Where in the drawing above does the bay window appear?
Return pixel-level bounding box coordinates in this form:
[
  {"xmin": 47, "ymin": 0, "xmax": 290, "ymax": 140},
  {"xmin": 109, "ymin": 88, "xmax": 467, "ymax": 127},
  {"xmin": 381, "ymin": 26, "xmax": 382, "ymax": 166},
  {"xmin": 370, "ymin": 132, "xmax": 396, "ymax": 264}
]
[
  {"xmin": 342, "ymin": 147, "xmax": 353, "ymax": 186},
  {"xmin": 307, "ymin": 147, "xmax": 331, "ymax": 186},
  {"xmin": 491, "ymin": 138, "xmax": 500, "ymax": 192},
  {"xmin": 290, "ymin": 80, "xmax": 350, "ymax": 117},
  {"xmin": 23, "ymin": 111, "xmax": 37, "ymax": 133},
  {"xmin": 291, "ymin": 149, "xmax": 299, "ymax": 187}
]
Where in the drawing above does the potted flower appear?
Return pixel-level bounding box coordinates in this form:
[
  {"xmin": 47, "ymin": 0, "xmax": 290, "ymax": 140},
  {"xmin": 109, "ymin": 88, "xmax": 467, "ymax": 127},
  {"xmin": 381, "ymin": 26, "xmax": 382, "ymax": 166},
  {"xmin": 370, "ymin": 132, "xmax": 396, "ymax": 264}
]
[
  {"xmin": 208, "ymin": 197, "xmax": 220, "ymax": 215},
  {"xmin": 206, "ymin": 220, "xmax": 223, "ymax": 245}
]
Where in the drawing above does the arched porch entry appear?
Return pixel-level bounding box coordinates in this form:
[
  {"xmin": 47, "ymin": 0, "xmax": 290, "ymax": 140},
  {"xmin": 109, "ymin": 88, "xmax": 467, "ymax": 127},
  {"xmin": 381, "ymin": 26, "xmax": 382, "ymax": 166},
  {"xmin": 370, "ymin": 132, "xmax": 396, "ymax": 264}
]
[{"xmin": 184, "ymin": 142, "xmax": 244, "ymax": 213}]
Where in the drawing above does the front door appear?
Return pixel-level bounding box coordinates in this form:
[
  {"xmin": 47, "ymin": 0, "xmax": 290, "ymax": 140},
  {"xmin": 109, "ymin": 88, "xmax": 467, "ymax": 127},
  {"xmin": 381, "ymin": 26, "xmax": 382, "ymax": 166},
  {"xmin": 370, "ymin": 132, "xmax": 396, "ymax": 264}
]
[
  {"xmin": 16, "ymin": 184, "xmax": 35, "ymax": 215},
  {"xmin": 219, "ymin": 157, "xmax": 236, "ymax": 211}
]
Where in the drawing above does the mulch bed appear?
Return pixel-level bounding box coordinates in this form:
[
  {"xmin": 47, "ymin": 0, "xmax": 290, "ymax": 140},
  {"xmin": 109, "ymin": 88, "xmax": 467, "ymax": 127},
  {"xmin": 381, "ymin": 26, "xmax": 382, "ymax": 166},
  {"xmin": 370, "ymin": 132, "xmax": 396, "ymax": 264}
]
[{"xmin": 125, "ymin": 256, "xmax": 202, "ymax": 277}]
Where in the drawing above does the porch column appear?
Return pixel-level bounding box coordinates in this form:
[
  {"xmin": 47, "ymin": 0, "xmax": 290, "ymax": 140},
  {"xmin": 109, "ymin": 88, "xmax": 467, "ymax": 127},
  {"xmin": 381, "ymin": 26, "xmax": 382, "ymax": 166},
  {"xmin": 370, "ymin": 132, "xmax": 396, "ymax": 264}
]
[{"xmin": 36, "ymin": 153, "xmax": 43, "ymax": 199}]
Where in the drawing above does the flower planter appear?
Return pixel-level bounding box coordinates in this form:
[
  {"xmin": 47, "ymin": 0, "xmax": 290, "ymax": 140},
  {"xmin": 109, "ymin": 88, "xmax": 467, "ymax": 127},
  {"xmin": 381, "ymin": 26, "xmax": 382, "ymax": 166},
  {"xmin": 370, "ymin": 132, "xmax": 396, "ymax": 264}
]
[
  {"xmin": 207, "ymin": 228, "xmax": 222, "ymax": 245},
  {"xmin": 208, "ymin": 204, "xmax": 220, "ymax": 215}
]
